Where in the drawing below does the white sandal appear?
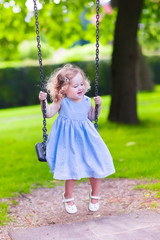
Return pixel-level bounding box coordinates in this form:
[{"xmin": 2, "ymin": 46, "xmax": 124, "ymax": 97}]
[
  {"xmin": 89, "ymin": 191, "xmax": 100, "ymax": 212},
  {"xmin": 62, "ymin": 192, "xmax": 77, "ymax": 214}
]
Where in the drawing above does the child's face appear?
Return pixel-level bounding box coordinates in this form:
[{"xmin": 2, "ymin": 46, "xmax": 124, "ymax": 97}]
[{"xmin": 65, "ymin": 72, "xmax": 85, "ymax": 102}]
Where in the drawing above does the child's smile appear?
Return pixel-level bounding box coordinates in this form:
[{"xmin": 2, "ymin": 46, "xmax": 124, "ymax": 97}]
[{"xmin": 77, "ymin": 90, "xmax": 83, "ymax": 96}]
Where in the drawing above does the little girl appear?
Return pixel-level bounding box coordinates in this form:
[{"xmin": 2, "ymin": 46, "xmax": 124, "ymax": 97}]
[{"xmin": 39, "ymin": 64, "xmax": 115, "ymax": 214}]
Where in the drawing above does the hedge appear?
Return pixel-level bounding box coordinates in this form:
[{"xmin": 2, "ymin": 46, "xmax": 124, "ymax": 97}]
[
  {"xmin": 0, "ymin": 60, "xmax": 111, "ymax": 108},
  {"xmin": 146, "ymin": 56, "xmax": 160, "ymax": 85},
  {"xmin": 0, "ymin": 57, "xmax": 160, "ymax": 109}
]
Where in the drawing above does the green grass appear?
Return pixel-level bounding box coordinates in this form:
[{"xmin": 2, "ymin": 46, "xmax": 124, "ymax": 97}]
[
  {"xmin": 134, "ymin": 180, "xmax": 160, "ymax": 198},
  {"xmin": 0, "ymin": 86, "xmax": 160, "ymax": 200},
  {"xmin": 0, "ymin": 201, "xmax": 10, "ymax": 226},
  {"xmin": 0, "ymin": 106, "xmax": 56, "ymax": 199}
]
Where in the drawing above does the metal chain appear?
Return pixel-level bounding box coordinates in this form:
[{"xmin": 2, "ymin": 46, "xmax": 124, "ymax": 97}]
[
  {"xmin": 33, "ymin": 0, "xmax": 48, "ymax": 154},
  {"xmin": 33, "ymin": 0, "xmax": 99, "ymax": 134},
  {"xmin": 94, "ymin": 0, "xmax": 100, "ymax": 130}
]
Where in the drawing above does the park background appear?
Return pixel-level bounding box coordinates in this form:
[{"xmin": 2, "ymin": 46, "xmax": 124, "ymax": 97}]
[{"xmin": 0, "ymin": 0, "xmax": 160, "ymax": 225}]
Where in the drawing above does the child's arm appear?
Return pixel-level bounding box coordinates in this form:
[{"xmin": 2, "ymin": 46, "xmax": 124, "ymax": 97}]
[
  {"xmin": 88, "ymin": 96, "xmax": 102, "ymax": 121},
  {"xmin": 39, "ymin": 91, "xmax": 61, "ymax": 118}
]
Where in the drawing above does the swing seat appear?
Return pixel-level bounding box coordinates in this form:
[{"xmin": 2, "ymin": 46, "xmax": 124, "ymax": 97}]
[{"xmin": 35, "ymin": 142, "xmax": 47, "ymax": 162}]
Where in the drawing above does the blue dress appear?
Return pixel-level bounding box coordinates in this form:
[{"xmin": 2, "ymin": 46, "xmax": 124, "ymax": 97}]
[{"xmin": 46, "ymin": 95, "xmax": 115, "ymax": 180}]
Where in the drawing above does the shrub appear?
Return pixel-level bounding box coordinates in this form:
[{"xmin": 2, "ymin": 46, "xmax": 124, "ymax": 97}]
[
  {"xmin": 146, "ymin": 56, "xmax": 160, "ymax": 85},
  {"xmin": 0, "ymin": 60, "xmax": 111, "ymax": 108},
  {"xmin": 0, "ymin": 56, "xmax": 160, "ymax": 109}
]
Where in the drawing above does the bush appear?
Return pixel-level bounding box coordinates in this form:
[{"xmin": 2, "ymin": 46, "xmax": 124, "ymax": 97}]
[
  {"xmin": 0, "ymin": 60, "xmax": 111, "ymax": 108},
  {"xmin": 146, "ymin": 56, "xmax": 160, "ymax": 85},
  {"xmin": 0, "ymin": 56, "xmax": 160, "ymax": 109}
]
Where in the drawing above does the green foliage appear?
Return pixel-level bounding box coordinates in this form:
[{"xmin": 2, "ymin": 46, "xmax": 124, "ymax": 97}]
[
  {"xmin": 54, "ymin": 44, "xmax": 112, "ymax": 63},
  {"xmin": 1, "ymin": 0, "xmax": 160, "ymax": 60},
  {"xmin": 0, "ymin": 86, "xmax": 160, "ymax": 199},
  {"xmin": 1, "ymin": 54, "xmax": 160, "ymax": 108},
  {"xmin": 146, "ymin": 56, "xmax": 160, "ymax": 85},
  {"xmin": 0, "ymin": 1, "xmax": 28, "ymax": 60},
  {"xmin": 138, "ymin": 0, "xmax": 160, "ymax": 50},
  {"xmin": 0, "ymin": 60, "xmax": 111, "ymax": 108},
  {"xmin": 0, "ymin": 0, "xmax": 160, "ymax": 61},
  {"xmin": 18, "ymin": 39, "xmax": 53, "ymax": 60},
  {"xmin": 0, "ymin": 201, "xmax": 10, "ymax": 226},
  {"xmin": 0, "ymin": 43, "xmax": 112, "ymax": 67},
  {"xmin": 0, "ymin": 0, "xmax": 116, "ymax": 60},
  {"xmin": 0, "ymin": 65, "xmax": 40, "ymax": 108}
]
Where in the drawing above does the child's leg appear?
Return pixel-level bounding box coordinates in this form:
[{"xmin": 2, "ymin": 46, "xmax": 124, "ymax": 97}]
[
  {"xmin": 89, "ymin": 177, "xmax": 101, "ymax": 204},
  {"xmin": 64, "ymin": 179, "xmax": 77, "ymax": 206}
]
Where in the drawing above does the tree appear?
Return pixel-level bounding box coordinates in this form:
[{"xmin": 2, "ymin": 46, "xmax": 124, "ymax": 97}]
[
  {"xmin": 1, "ymin": 0, "xmax": 159, "ymax": 60},
  {"xmin": 0, "ymin": 0, "xmax": 159, "ymax": 59},
  {"xmin": 0, "ymin": 0, "xmax": 116, "ymax": 60},
  {"xmin": 0, "ymin": 1, "xmax": 28, "ymax": 60},
  {"xmin": 138, "ymin": 0, "xmax": 160, "ymax": 51},
  {"xmin": 108, "ymin": 0, "xmax": 144, "ymax": 124}
]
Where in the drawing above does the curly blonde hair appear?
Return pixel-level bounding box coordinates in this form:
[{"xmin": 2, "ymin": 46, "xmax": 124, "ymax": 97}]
[{"xmin": 46, "ymin": 64, "xmax": 91, "ymax": 102}]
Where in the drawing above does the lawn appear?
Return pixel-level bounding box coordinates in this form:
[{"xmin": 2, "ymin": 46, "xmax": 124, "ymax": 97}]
[{"xmin": 0, "ymin": 85, "xmax": 160, "ymax": 200}]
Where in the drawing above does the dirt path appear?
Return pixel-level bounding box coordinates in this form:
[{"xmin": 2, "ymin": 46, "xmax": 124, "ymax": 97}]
[{"xmin": 1, "ymin": 179, "xmax": 160, "ymax": 240}]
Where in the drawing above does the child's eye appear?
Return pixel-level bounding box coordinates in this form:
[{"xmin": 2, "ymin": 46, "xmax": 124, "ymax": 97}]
[
  {"xmin": 81, "ymin": 83, "xmax": 84, "ymax": 86},
  {"xmin": 74, "ymin": 85, "xmax": 78, "ymax": 88}
]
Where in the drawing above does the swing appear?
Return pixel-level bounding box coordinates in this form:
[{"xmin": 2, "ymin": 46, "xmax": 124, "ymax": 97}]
[{"xmin": 33, "ymin": 0, "xmax": 100, "ymax": 162}]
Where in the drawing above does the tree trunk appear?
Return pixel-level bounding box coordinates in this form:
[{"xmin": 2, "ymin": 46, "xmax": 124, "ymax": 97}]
[{"xmin": 108, "ymin": 0, "xmax": 143, "ymax": 124}]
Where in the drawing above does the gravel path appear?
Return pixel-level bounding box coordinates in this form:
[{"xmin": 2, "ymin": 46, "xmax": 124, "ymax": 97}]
[{"xmin": 0, "ymin": 178, "xmax": 160, "ymax": 240}]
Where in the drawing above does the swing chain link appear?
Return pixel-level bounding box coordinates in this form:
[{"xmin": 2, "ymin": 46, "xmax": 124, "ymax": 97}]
[
  {"xmin": 33, "ymin": 0, "xmax": 48, "ymax": 154},
  {"xmin": 33, "ymin": 0, "xmax": 99, "ymax": 136},
  {"xmin": 94, "ymin": 0, "xmax": 100, "ymax": 130}
]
